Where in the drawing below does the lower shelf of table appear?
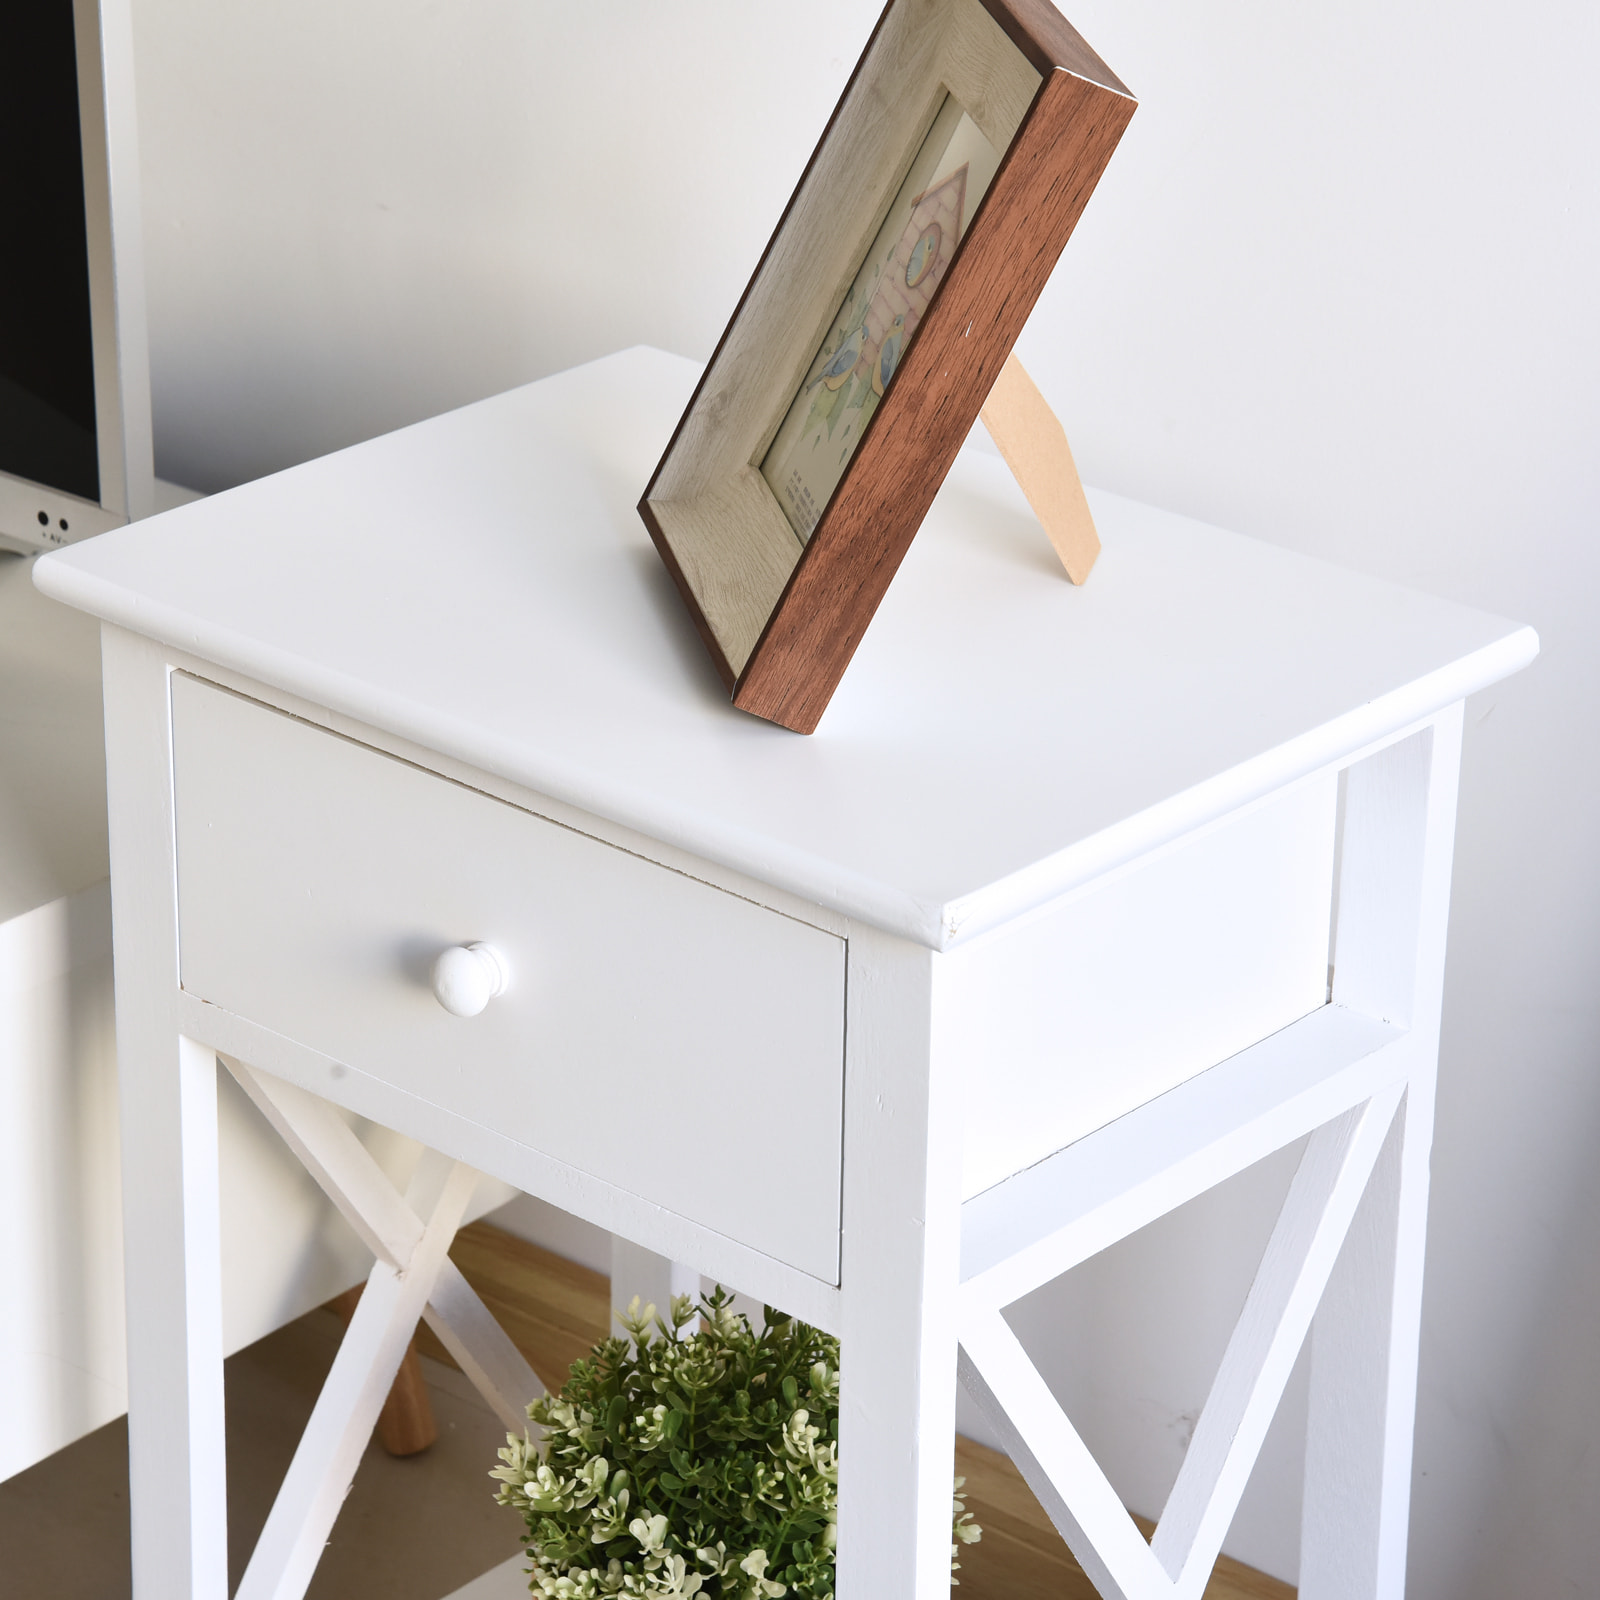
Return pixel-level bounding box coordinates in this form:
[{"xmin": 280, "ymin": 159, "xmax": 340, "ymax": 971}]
[{"xmin": 428, "ymin": 1221, "xmax": 1293, "ymax": 1600}]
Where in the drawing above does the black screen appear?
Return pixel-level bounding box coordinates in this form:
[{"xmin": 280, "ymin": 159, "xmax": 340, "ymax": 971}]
[{"xmin": 0, "ymin": 0, "xmax": 100, "ymax": 503}]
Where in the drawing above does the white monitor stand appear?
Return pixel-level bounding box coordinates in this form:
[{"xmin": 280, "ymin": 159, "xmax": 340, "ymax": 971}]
[{"xmin": 0, "ymin": 0, "xmax": 153, "ymax": 554}]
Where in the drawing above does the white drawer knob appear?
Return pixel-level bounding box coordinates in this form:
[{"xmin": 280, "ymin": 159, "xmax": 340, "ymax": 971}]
[{"xmin": 431, "ymin": 942, "xmax": 508, "ymax": 1017}]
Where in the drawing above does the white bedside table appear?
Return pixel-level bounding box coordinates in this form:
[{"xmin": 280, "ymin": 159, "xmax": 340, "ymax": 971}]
[{"xmin": 36, "ymin": 347, "xmax": 1535, "ymax": 1600}]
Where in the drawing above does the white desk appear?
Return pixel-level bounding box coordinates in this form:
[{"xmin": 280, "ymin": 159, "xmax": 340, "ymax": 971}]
[{"xmin": 36, "ymin": 347, "xmax": 1536, "ymax": 1600}]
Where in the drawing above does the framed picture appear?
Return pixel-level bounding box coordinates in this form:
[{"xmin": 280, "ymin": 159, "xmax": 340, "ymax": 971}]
[{"xmin": 640, "ymin": 0, "xmax": 1135, "ymax": 733}]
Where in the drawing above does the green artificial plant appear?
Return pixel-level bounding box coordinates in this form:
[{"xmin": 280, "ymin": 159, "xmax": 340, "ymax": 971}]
[{"xmin": 493, "ymin": 1287, "xmax": 979, "ymax": 1600}]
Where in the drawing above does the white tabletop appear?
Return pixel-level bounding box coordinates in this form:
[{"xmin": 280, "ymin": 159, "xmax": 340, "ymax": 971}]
[{"xmin": 34, "ymin": 347, "xmax": 1537, "ymax": 949}]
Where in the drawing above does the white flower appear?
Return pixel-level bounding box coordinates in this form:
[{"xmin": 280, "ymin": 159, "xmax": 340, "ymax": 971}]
[
  {"xmin": 630, "ymin": 1513, "xmax": 670, "ymax": 1556},
  {"xmin": 733, "ymin": 1549, "xmax": 787, "ymax": 1600}
]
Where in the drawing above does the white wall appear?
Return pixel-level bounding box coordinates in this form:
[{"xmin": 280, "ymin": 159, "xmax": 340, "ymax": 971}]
[{"xmin": 128, "ymin": 1, "xmax": 1600, "ymax": 1592}]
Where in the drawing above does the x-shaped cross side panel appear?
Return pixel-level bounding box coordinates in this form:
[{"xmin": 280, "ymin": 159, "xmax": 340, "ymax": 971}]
[
  {"xmin": 956, "ymin": 1024, "xmax": 1409, "ymax": 1600},
  {"xmin": 221, "ymin": 1057, "xmax": 545, "ymax": 1600}
]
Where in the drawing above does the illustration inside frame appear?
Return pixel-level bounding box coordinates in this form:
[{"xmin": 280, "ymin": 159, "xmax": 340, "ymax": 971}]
[{"xmin": 760, "ymin": 93, "xmax": 1002, "ymax": 542}]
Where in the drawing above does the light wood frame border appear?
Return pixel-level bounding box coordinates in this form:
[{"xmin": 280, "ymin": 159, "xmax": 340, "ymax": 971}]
[{"xmin": 640, "ymin": 0, "xmax": 1135, "ymax": 734}]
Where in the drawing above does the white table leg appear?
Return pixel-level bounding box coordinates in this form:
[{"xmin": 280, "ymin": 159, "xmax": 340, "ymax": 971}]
[
  {"xmin": 104, "ymin": 628, "xmax": 229, "ymax": 1599},
  {"xmin": 836, "ymin": 929, "xmax": 962, "ymax": 1600},
  {"xmin": 1302, "ymin": 1090, "xmax": 1432, "ymax": 1600},
  {"xmin": 123, "ymin": 1034, "xmax": 228, "ymax": 1599},
  {"xmin": 1302, "ymin": 708, "xmax": 1463, "ymax": 1599}
]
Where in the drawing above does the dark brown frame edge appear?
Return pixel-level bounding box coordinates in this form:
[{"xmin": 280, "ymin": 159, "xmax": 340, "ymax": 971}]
[{"xmin": 641, "ymin": 0, "xmax": 1135, "ymax": 732}]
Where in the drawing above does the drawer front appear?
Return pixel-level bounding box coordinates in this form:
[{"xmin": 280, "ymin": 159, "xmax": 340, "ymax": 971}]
[{"xmin": 171, "ymin": 675, "xmax": 845, "ymax": 1281}]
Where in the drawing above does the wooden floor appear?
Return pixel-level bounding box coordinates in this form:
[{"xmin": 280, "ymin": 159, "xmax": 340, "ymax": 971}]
[{"xmin": 425, "ymin": 1222, "xmax": 1294, "ymax": 1600}]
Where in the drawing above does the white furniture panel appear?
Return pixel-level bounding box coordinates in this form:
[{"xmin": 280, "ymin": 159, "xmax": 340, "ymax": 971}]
[
  {"xmin": 170, "ymin": 673, "xmax": 847, "ymax": 1282},
  {"xmin": 952, "ymin": 773, "xmax": 1336, "ymax": 1198},
  {"xmin": 0, "ymin": 883, "xmax": 121, "ymax": 1481}
]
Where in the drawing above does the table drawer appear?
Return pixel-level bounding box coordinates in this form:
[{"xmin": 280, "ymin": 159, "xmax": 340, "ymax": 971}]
[{"xmin": 170, "ymin": 674, "xmax": 846, "ymax": 1281}]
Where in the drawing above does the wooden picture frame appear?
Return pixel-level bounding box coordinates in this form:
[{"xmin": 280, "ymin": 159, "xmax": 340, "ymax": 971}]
[{"xmin": 640, "ymin": 0, "xmax": 1135, "ymax": 734}]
